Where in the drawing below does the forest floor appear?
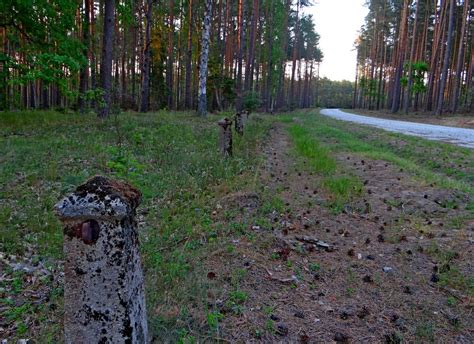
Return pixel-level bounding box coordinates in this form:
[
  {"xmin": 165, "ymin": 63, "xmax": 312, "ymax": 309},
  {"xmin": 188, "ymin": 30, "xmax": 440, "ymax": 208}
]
[
  {"xmin": 348, "ymin": 108, "xmax": 474, "ymax": 129},
  {"xmin": 0, "ymin": 110, "xmax": 473, "ymax": 343}
]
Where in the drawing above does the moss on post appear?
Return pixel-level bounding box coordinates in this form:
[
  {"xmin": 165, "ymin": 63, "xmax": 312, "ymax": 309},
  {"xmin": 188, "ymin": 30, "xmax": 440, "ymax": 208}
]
[{"xmin": 54, "ymin": 176, "xmax": 148, "ymax": 344}]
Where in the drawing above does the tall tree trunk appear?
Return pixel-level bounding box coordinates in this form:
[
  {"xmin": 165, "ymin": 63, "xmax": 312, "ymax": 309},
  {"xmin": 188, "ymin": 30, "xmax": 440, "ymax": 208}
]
[
  {"xmin": 166, "ymin": 0, "xmax": 175, "ymax": 110},
  {"xmin": 224, "ymin": 0, "xmax": 233, "ymax": 76},
  {"xmin": 245, "ymin": 0, "xmax": 259, "ymax": 92},
  {"xmin": 79, "ymin": 0, "xmax": 91, "ymax": 113},
  {"xmin": 185, "ymin": 0, "xmax": 193, "ymax": 109},
  {"xmin": 289, "ymin": 0, "xmax": 300, "ymax": 108},
  {"xmin": 29, "ymin": 81, "xmax": 36, "ymax": 109},
  {"xmin": 435, "ymin": 0, "xmax": 455, "ymax": 116},
  {"xmin": 98, "ymin": 0, "xmax": 116, "ymax": 118},
  {"xmin": 90, "ymin": 1, "xmax": 97, "ymax": 109},
  {"xmin": 391, "ymin": 0, "xmax": 410, "ymax": 113},
  {"xmin": 426, "ymin": 1, "xmax": 446, "ymax": 111},
  {"xmin": 0, "ymin": 28, "xmax": 7, "ymax": 110},
  {"xmin": 121, "ymin": 28, "xmax": 127, "ymax": 106},
  {"xmin": 130, "ymin": 0, "xmax": 137, "ymax": 108},
  {"xmin": 467, "ymin": 28, "xmax": 474, "ymax": 111},
  {"xmin": 265, "ymin": 0, "xmax": 274, "ymax": 113},
  {"xmin": 403, "ymin": 0, "xmax": 420, "ymax": 114},
  {"xmin": 236, "ymin": 0, "xmax": 244, "ymax": 111},
  {"xmin": 176, "ymin": 3, "xmax": 183, "ymax": 109},
  {"xmin": 353, "ymin": 61, "xmax": 359, "ymax": 109},
  {"xmin": 139, "ymin": 0, "xmax": 153, "ymax": 113},
  {"xmin": 276, "ymin": 0, "xmax": 291, "ymax": 110},
  {"xmin": 450, "ymin": 0, "xmax": 469, "ymax": 113},
  {"xmin": 197, "ymin": 0, "xmax": 213, "ymax": 117}
]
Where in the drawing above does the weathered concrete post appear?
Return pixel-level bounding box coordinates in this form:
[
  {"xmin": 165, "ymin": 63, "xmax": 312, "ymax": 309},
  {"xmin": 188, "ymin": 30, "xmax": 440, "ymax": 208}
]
[
  {"xmin": 234, "ymin": 112, "xmax": 244, "ymax": 136},
  {"xmin": 218, "ymin": 117, "xmax": 233, "ymax": 157},
  {"xmin": 54, "ymin": 176, "xmax": 148, "ymax": 344}
]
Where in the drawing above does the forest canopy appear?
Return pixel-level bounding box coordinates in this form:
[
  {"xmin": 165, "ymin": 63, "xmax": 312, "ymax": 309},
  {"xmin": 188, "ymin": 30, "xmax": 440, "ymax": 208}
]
[
  {"xmin": 355, "ymin": 0, "xmax": 473, "ymax": 115},
  {"xmin": 0, "ymin": 0, "xmax": 325, "ymax": 114}
]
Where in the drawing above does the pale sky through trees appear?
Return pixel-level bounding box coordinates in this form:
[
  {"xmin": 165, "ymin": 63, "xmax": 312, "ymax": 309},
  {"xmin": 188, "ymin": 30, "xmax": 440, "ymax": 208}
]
[{"xmin": 307, "ymin": 0, "xmax": 368, "ymax": 81}]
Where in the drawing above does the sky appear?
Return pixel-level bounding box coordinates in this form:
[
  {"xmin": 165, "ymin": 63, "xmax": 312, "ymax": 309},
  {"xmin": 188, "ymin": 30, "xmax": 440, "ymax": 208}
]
[{"xmin": 305, "ymin": 0, "xmax": 369, "ymax": 82}]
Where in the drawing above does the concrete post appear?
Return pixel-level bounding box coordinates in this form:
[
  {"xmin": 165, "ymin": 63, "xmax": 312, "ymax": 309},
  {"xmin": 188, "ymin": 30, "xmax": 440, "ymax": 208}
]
[
  {"xmin": 234, "ymin": 112, "xmax": 244, "ymax": 136},
  {"xmin": 242, "ymin": 110, "xmax": 251, "ymax": 126},
  {"xmin": 54, "ymin": 176, "xmax": 148, "ymax": 344},
  {"xmin": 218, "ymin": 117, "xmax": 233, "ymax": 157}
]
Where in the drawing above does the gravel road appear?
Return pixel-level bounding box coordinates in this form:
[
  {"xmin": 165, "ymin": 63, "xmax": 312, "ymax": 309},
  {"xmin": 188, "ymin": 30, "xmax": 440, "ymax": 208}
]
[{"xmin": 320, "ymin": 108, "xmax": 474, "ymax": 149}]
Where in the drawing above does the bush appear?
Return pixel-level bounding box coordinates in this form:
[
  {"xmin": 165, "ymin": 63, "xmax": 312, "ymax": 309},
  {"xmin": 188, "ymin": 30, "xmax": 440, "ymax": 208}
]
[{"xmin": 243, "ymin": 91, "xmax": 261, "ymax": 112}]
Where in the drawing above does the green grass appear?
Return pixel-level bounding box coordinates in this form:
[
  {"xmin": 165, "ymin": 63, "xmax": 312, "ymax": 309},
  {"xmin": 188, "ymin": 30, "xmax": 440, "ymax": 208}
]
[
  {"xmin": 425, "ymin": 242, "xmax": 474, "ymax": 296},
  {"xmin": 0, "ymin": 109, "xmax": 271, "ymax": 341},
  {"xmin": 288, "ymin": 125, "xmax": 336, "ymax": 174},
  {"xmin": 286, "ymin": 123, "xmax": 363, "ymax": 212},
  {"xmin": 2, "ymin": 108, "xmax": 472, "ymax": 341}
]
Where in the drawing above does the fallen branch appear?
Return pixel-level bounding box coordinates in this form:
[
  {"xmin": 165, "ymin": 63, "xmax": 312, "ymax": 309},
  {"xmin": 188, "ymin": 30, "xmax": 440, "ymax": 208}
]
[{"xmin": 295, "ymin": 235, "xmax": 333, "ymax": 251}]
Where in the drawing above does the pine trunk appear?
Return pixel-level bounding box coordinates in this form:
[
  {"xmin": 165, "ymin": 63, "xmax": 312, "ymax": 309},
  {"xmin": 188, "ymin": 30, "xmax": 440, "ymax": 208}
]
[
  {"xmin": 403, "ymin": 0, "xmax": 420, "ymax": 114},
  {"xmin": 435, "ymin": 0, "xmax": 455, "ymax": 115},
  {"xmin": 391, "ymin": 0, "xmax": 410, "ymax": 113},
  {"xmin": 289, "ymin": 0, "xmax": 300, "ymax": 108},
  {"xmin": 79, "ymin": 0, "xmax": 91, "ymax": 113},
  {"xmin": 166, "ymin": 0, "xmax": 175, "ymax": 110},
  {"xmin": 185, "ymin": 0, "xmax": 193, "ymax": 109},
  {"xmin": 450, "ymin": 0, "xmax": 469, "ymax": 113},
  {"xmin": 98, "ymin": 0, "xmax": 116, "ymax": 118},
  {"xmin": 139, "ymin": 0, "xmax": 153, "ymax": 113}
]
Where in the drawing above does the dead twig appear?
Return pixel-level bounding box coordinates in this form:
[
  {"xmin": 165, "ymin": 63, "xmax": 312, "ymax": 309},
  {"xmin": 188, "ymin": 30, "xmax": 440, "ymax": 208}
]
[{"xmin": 295, "ymin": 235, "xmax": 333, "ymax": 250}]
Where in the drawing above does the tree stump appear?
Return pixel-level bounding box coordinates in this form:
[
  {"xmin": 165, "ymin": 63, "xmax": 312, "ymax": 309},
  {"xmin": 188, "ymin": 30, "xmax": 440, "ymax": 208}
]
[
  {"xmin": 234, "ymin": 112, "xmax": 244, "ymax": 136},
  {"xmin": 218, "ymin": 117, "xmax": 233, "ymax": 157},
  {"xmin": 54, "ymin": 176, "xmax": 148, "ymax": 344}
]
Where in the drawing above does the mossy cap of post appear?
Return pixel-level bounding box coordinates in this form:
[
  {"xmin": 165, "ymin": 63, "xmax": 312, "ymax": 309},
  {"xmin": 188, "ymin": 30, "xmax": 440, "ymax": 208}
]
[
  {"xmin": 234, "ymin": 112, "xmax": 244, "ymax": 136},
  {"xmin": 54, "ymin": 176, "xmax": 148, "ymax": 344},
  {"xmin": 218, "ymin": 117, "xmax": 233, "ymax": 157}
]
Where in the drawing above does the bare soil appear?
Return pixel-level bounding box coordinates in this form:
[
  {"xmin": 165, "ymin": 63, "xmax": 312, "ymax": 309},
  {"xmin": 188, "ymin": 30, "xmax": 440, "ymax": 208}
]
[
  {"xmin": 204, "ymin": 125, "xmax": 473, "ymax": 343},
  {"xmin": 348, "ymin": 109, "xmax": 474, "ymax": 129}
]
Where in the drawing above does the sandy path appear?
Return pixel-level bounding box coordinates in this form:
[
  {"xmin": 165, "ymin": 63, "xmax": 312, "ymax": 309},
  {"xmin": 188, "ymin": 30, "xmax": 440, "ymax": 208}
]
[{"xmin": 320, "ymin": 109, "xmax": 474, "ymax": 149}]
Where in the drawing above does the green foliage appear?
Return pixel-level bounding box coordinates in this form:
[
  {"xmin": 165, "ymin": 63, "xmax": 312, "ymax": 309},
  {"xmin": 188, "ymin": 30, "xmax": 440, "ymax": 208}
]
[
  {"xmin": 359, "ymin": 77, "xmax": 378, "ymax": 99},
  {"xmin": 402, "ymin": 61, "xmax": 429, "ymax": 95},
  {"xmin": 208, "ymin": 54, "xmax": 236, "ymax": 110},
  {"xmin": 226, "ymin": 290, "xmax": 248, "ymax": 315},
  {"xmin": 206, "ymin": 311, "xmax": 224, "ymax": 331},
  {"xmin": 0, "ymin": 0, "xmax": 84, "ymax": 108},
  {"xmin": 317, "ymin": 78, "xmax": 354, "ymax": 109},
  {"xmin": 243, "ymin": 91, "xmax": 261, "ymax": 112},
  {"xmin": 229, "ymin": 290, "xmax": 248, "ymax": 304},
  {"xmin": 261, "ymin": 196, "xmax": 285, "ymax": 215}
]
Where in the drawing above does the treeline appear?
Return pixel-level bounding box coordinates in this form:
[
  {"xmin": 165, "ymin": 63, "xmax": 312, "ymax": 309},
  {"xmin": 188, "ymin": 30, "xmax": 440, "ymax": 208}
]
[
  {"xmin": 355, "ymin": 0, "xmax": 473, "ymax": 115},
  {"xmin": 0, "ymin": 0, "xmax": 323, "ymax": 115},
  {"xmin": 317, "ymin": 78, "xmax": 354, "ymax": 109}
]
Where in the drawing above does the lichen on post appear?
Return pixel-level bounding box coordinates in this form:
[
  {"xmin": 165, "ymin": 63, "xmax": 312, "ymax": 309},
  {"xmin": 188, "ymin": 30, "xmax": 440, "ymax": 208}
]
[
  {"xmin": 218, "ymin": 117, "xmax": 233, "ymax": 157},
  {"xmin": 234, "ymin": 112, "xmax": 244, "ymax": 136},
  {"xmin": 54, "ymin": 176, "xmax": 148, "ymax": 344}
]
